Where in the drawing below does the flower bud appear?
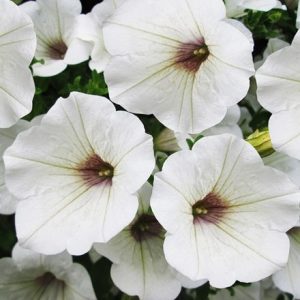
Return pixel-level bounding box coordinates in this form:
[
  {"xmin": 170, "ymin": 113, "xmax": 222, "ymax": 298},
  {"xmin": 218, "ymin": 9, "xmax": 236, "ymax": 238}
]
[{"xmin": 246, "ymin": 129, "xmax": 275, "ymax": 157}]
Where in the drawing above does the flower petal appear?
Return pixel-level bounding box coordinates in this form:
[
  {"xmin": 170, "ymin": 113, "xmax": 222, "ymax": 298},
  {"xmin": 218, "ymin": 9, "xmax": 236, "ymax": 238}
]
[
  {"xmin": 256, "ymin": 44, "xmax": 300, "ymax": 113},
  {"xmin": 0, "ymin": 0, "xmax": 36, "ymax": 65},
  {"xmin": 273, "ymin": 228, "xmax": 300, "ymax": 299},
  {"xmin": 269, "ymin": 108, "xmax": 300, "ymax": 160}
]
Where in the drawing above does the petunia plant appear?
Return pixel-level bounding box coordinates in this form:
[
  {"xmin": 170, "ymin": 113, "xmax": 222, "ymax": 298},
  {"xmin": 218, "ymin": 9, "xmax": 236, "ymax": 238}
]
[{"xmin": 1, "ymin": 0, "xmax": 300, "ymax": 299}]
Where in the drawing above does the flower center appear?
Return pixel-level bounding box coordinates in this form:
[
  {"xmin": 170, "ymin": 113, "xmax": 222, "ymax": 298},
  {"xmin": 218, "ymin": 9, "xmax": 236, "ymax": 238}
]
[
  {"xmin": 98, "ymin": 168, "xmax": 114, "ymax": 178},
  {"xmin": 193, "ymin": 45, "xmax": 209, "ymax": 57},
  {"xmin": 130, "ymin": 214, "xmax": 163, "ymax": 242},
  {"xmin": 193, "ymin": 207, "xmax": 208, "ymax": 215},
  {"xmin": 35, "ymin": 272, "xmax": 64, "ymax": 287},
  {"xmin": 47, "ymin": 40, "xmax": 68, "ymax": 60},
  {"xmin": 175, "ymin": 39, "xmax": 210, "ymax": 73},
  {"xmin": 78, "ymin": 154, "xmax": 114, "ymax": 187},
  {"xmin": 192, "ymin": 192, "xmax": 228, "ymax": 224}
]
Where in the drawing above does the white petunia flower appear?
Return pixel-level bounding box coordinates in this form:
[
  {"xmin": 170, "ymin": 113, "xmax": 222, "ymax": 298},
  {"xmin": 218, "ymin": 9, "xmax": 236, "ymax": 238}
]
[
  {"xmin": 241, "ymin": 38, "xmax": 289, "ymax": 136},
  {"xmin": 256, "ymin": 31, "xmax": 300, "ymax": 109},
  {"xmin": 4, "ymin": 92, "xmax": 155, "ymax": 255},
  {"xmin": 94, "ymin": 183, "xmax": 182, "ymax": 300},
  {"xmin": 210, "ymin": 282, "xmax": 261, "ymax": 300},
  {"xmin": 155, "ymin": 105, "xmax": 242, "ymax": 153},
  {"xmin": 151, "ymin": 134, "xmax": 300, "ymax": 288},
  {"xmin": 256, "ymin": 30, "xmax": 300, "ymax": 160},
  {"xmin": 269, "ymin": 107, "xmax": 300, "ymax": 160},
  {"xmin": 0, "ymin": 243, "xmax": 96, "ymax": 299},
  {"xmin": 103, "ymin": 0, "xmax": 254, "ymax": 133},
  {"xmin": 0, "ymin": 0, "xmax": 36, "ymax": 128},
  {"xmin": 256, "ymin": 31, "xmax": 300, "ymax": 112},
  {"xmin": 21, "ymin": 0, "xmax": 92, "ymax": 77},
  {"xmin": 263, "ymin": 153, "xmax": 300, "ymax": 299},
  {"xmin": 0, "ymin": 116, "xmax": 42, "ymax": 215},
  {"xmin": 76, "ymin": 0, "xmax": 125, "ymax": 72},
  {"xmin": 273, "ymin": 227, "xmax": 300, "ymax": 299},
  {"xmin": 225, "ymin": 0, "xmax": 284, "ymax": 18},
  {"xmin": 0, "ymin": 120, "xmax": 30, "ymax": 215}
]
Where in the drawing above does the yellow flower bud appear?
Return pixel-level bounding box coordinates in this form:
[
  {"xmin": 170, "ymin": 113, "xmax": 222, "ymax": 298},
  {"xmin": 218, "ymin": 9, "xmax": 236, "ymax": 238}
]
[{"xmin": 246, "ymin": 129, "xmax": 274, "ymax": 157}]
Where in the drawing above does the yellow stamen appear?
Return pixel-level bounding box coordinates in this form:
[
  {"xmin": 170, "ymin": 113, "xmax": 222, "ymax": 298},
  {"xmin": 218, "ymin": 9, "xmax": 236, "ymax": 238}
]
[
  {"xmin": 99, "ymin": 169, "xmax": 113, "ymax": 177},
  {"xmin": 193, "ymin": 48, "xmax": 208, "ymax": 56},
  {"xmin": 194, "ymin": 207, "xmax": 208, "ymax": 215}
]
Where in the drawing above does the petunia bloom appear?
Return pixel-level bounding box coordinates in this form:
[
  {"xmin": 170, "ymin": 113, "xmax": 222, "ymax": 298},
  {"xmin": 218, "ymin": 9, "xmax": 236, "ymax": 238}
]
[
  {"xmin": 272, "ymin": 227, "xmax": 300, "ymax": 299},
  {"xmin": 75, "ymin": 0, "xmax": 125, "ymax": 72},
  {"xmin": 155, "ymin": 105, "xmax": 242, "ymax": 153},
  {"xmin": 151, "ymin": 134, "xmax": 300, "ymax": 288},
  {"xmin": 21, "ymin": 0, "xmax": 92, "ymax": 77},
  {"xmin": 103, "ymin": 0, "xmax": 254, "ymax": 133},
  {"xmin": 4, "ymin": 92, "xmax": 155, "ymax": 255},
  {"xmin": 0, "ymin": 243, "xmax": 96, "ymax": 299},
  {"xmin": 0, "ymin": 120, "xmax": 30, "ymax": 215},
  {"xmin": 225, "ymin": 0, "xmax": 284, "ymax": 18},
  {"xmin": 256, "ymin": 32, "xmax": 300, "ymax": 114},
  {"xmin": 263, "ymin": 152, "xmax": 300, "ymax": 299},
  {"xmin": 0, "ymin": 0, "xmax": 36, "ymax": 128},
  {"xmin": 256, "ymin": 30, "xmax": 300, "ymax": 160},
  {"xmin": 94, "ymin": 183, "xmax": 182, "ymax": 300}
]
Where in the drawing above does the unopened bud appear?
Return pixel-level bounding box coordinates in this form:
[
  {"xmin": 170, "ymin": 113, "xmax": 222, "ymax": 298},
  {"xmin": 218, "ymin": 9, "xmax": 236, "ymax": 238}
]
[{"xmin": 246, "ymin": 129, "xmax": 274, "ymax": 157}]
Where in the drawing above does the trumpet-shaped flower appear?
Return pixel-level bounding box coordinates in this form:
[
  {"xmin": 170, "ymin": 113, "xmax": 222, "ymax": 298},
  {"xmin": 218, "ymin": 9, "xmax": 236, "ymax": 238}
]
[
  {"xmin": 0, "ymin": 120, "xmax": 31, "ymax": 215},
  {"xmin": 268, "ymin": 107, "xmax": 300, "ymax": 160},
  {"xmin": 103, "ymin": 0, "xmax": 254, "ymax": 133},
  {"xmin": 94, "ymin": 183, "xmax": 182, "ymax": 300},
  {"xmin": 155, "ymin": 105, "xmax": 242, "ymax": 153},
  {"xmin": 4, "ymin": 92, "xmax": 155, "ymax": 255},
  {"xmin": 151, "ymin": 134, "xmax": 300, "ymax": 288},
  {"xmin": 256, "ymin": 31, "xmax": 300, "ymax": 160},
  {"xmin": 0, "ymin": 243, "xmax": 96, "ymax": 299},
  {"xmin": 273, "ymin": 227, "xmax": 300, "ymax": 299},
  {"xmin": 21, "ymin": 0, "xmax": 92, "ymax": 77},
  {"xmin": 256, "ymin": 31, "xmax": 300, "ymax": 114},
  {"xmin": 76, "ymin": 0, "xmax": 125, "ymax": 72},
  {"xmin": 0, "ymin": 116, "xmax": 42, "ymax": 215},
  {"xmin": 0, "ymin": 0, "xmax": 36, "ymax": 128},
  {"xmin": 263, "ymin": 153, "xmax": 300, "ymax": 298}
]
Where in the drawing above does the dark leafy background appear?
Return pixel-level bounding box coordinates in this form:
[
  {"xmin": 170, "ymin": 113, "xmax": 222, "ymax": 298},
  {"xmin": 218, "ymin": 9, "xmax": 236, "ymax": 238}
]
[{"xmin": 1, "ymin": 0, "xmax": 297, "ymax": 299}]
